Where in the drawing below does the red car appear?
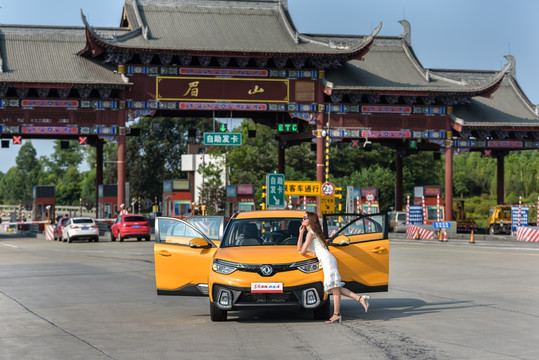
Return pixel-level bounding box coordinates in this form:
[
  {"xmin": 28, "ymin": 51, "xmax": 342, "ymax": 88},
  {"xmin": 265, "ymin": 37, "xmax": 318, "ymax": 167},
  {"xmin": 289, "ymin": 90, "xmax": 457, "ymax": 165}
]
[
  {"xmin": 54, "ymin": 217, "xmax": 70, "ymax": 241},
  {"xmin": 110, "ymin": 214, "xmax": 151, "ymax": 242}
]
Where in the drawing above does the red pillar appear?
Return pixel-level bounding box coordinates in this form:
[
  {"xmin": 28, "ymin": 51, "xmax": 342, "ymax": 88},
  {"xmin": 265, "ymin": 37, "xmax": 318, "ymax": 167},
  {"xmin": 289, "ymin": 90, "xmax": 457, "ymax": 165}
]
[
  {"xmin": 117, "ymin": 110, "xmax": 126, "ymax": 209},
  {"xmin": 496, "ymin": 153, "xmax": 505, "ymax": 204},
  {"xmin": 395, "ymin": 151, "xmax": 403, "ymax": 211},
  {"xmin": 444, "ymin": 145, "xmax": 453, "ymax": 221}
]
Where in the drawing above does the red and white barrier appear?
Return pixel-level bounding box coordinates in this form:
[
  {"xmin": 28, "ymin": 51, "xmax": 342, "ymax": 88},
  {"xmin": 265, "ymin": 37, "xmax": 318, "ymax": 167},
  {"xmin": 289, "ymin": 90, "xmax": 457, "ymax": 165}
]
[
  {"xmin": 406, "ymin": 224, "xmax": 436, "ymax": 240},
  {"xmin": 516, "ymin": 226, "xmax": 539, "ymax": 242},
  {"xmin": 45, "ymin": 225, "xmax": 55, "ymax": 240}
]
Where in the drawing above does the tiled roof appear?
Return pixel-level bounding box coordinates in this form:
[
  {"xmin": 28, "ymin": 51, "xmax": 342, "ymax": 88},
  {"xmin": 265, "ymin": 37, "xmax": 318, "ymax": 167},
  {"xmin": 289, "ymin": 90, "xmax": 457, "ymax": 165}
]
[
  {"xmin": 0, "ymin": 25, "xmax": 127, "ymax": 86},
  {"xmin": 85, "ymin": 0, "xmax": 375, "ymax": 56},
  {"xmin": 451, "ymin": 74, "xmax": 539, "ymax": 128},
  {"xmin": 324, "ymin": 37, "xmax": 507, "ymax": 95}
]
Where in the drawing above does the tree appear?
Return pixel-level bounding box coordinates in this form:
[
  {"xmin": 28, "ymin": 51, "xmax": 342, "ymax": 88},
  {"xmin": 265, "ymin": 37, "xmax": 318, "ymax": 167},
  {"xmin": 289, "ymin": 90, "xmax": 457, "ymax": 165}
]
[{"xmin": 197, "ymin": 157, "xmax": 226, "ymax": 214}]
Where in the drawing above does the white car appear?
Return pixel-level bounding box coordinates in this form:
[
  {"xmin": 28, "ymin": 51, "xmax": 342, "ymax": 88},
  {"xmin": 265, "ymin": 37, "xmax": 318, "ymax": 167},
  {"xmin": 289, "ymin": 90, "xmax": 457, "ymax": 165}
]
[{"xmin": 62, "ymin": 217, "xmax": 100, "ymax": 243}]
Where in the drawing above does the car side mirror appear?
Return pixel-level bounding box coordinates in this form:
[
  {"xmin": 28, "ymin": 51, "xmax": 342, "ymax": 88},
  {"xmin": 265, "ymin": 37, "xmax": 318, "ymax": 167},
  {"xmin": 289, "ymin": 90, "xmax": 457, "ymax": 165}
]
[
  {"xmin": 189, "ymin": 237, "xmax": 212, "ymax": 249},
  {"xmin": 333, "ymin": 235, "xmax": 350, "ymax": 246}
]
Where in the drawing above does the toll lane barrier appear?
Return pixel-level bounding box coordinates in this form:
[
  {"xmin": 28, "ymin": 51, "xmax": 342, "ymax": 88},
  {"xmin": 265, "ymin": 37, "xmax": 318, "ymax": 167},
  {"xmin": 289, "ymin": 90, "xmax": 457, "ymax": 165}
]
[
  {"xmin": 515, "ymin": 226, "xmax": 539, "ymax": 242},
  {"xmin": 45, "ymin": 225, "xmax": 55, "ymax": 241},
  {"xmin": 406, "ymin": 224, "xmax": 436, "ymax": 240}
]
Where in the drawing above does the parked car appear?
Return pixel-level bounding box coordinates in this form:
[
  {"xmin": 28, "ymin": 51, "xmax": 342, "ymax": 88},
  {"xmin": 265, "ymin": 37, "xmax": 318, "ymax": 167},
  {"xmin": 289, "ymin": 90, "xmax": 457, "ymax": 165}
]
[
  {"xmin": 389, "ymin": 211, "xmax": 407, "ymax": 233},
  {"xmin": 154, "ymin": 210, "xmax": 389, "ymax": 321},
  {"xmin": 62, "ymin": 217, "xmax": 99, "ymax": 243},
  {"xmin": 53, "ymin": 217, "xmax": 70, "ymax": 241},
  {"xmin": 110, "ymin": 214, "xmax": 151, "ymax": 242}
]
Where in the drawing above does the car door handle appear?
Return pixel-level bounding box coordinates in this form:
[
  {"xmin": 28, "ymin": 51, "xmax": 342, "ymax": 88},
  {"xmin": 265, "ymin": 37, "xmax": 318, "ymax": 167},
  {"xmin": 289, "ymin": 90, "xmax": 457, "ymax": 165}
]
[
  {"xmin": 371, "ymin": 246, "xmax": 387, "ymax": 254},
  {"xmin": 158, "ymin": 250, "xmax": 172, "ymax": 257}
]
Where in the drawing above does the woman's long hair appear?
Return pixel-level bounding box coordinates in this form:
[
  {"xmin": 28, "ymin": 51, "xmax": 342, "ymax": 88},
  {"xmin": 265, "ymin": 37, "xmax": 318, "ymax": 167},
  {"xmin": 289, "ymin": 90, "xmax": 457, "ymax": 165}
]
[{"xmin": 306, "ymin": 212, "xmax": 327, "ymax": 248}]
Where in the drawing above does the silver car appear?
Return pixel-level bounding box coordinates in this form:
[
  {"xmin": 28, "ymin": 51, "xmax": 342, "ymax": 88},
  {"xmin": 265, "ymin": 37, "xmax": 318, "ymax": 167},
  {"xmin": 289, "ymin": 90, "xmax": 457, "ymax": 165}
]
[
  {"xmin": 62, "ymin": 217, "xmax": 100, "ymax": 243},
  {"xmin": 389, "ymin": 211, "xmax": 407, "ymax": 233}
]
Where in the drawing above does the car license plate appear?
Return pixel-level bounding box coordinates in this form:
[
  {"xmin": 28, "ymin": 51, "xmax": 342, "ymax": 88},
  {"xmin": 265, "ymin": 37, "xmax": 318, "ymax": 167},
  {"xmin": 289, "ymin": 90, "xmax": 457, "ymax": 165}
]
[
  {"xmin": 133, "ymin": 225, "xmax": 141, "ymax": 228},
  {"xmin": 82, "ymin": 227, "xmax": 89, "ymax": 230},
  {"xmin": 251, "ymin": 282, "xmax": 283, "ymax": 293}
]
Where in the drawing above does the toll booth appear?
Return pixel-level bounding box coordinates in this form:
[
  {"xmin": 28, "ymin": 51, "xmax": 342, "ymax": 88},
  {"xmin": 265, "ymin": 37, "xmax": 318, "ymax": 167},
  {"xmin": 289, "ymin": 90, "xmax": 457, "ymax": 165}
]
[
  {"xmin": 98, "ymin": 184, "xmax": 119, "ymax": 219},
  {"xmin": 413, "ymin": 185, "xmax": 444, "ymax": 224},
  {"xmin": 354, "ymin": 187, "xmax": 380, "ymax": 214},
  {"xmin": 225, "ymin": 184, "xmax": 256, "ymax": 218},
  {"xmin": 33, "ymin": 186, "xmax": 55, "ymax": 222},
  {"xmin": 162, "ymin": 179, "xmax": 192, "ymax": 219}
]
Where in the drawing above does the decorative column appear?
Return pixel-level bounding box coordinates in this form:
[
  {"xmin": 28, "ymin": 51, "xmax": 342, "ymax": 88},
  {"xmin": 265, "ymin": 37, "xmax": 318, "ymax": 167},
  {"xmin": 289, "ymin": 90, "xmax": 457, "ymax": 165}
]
[
  {"xmin": 395, "ymin": 151, "xmax": 403, "ymax": 211},
  {"xmin": 496, "ymin": 152, "xmax": 505, "ymax": 204},
  {"xmin": 444, "ymin": 144, "xmax": 453, "ymax": 221},
  {"xmin": 117, "ymin": 110, "xmax": 126, "ymax": 209},
  {"xmin": 95, "ymin": 139, "xmax": 103, "ymax": 219},
  {"xmin": 316, "ymin": 112, "xmax": 325, "ymax": 183}
]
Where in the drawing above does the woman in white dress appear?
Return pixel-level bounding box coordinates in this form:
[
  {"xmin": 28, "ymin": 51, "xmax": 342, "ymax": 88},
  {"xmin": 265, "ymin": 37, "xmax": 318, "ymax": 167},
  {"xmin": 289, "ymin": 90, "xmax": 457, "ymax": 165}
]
[{"xmin": 297, "ymin": 211, "xmax": 370, "ymax": 323}]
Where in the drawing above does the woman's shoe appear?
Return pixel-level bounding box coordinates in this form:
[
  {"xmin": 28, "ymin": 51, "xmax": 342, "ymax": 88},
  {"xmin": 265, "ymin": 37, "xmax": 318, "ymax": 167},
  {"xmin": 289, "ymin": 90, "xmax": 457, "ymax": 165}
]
[
  {"xmin": 357, "ymin": 295, "xmax": 370, "ymax": 313},
  {"xmin": 325, "ymin": 313, "xmax": 342, "ymax": 324}
]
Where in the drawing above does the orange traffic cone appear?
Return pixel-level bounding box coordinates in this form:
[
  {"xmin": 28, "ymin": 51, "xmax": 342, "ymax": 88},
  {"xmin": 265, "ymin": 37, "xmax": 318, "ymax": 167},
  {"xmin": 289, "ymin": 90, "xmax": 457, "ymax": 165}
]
[
  {"xmin": 442, "ymin": 229, "xmax": 448, "ymax": 242},
  {"xmin": 469, "ymin": 230, "xmax": 475, "ymax": 244},
  {"xmin": 438, "ymin": 229, "xmax": 443, "ymax": 241},
  {"xmin": 414, "ymin": 229, "xmax": 420, "ymax": 240}
]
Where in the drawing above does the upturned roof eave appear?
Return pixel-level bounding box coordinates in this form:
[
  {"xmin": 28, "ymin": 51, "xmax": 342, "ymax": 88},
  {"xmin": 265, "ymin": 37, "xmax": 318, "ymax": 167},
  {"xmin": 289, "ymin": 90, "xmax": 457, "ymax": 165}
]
[{"xmin": 78, "ymin": 7, "xmax": 381, "ymax": 60}]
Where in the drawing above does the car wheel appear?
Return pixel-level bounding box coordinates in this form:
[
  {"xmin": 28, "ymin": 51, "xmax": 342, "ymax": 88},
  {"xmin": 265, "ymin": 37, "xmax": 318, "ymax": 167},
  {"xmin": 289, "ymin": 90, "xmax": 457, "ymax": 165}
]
[
  {"xmin": 137, "ymin": 237, "xmax": 141, "ymax": 241},
  {"xmin": 313, "ymin": 300, "xmax": 330, "ymax": 320},
  {"xmin": 116, "ymin": 233, "xmax": 123, "ymax": 242},
  {"xmin": 110, "ymin": 231, "xmax": 116, "ymax": 242},
  {"xmin": 210, "ymin": 302, "xmax": 227, "ymax": 321},
  {"xmin": 67, "ymin": 235, "xmax": 72, "ymax": 243},
  {"xmin": 145, "ymin": 237, "xmax": 150, "ymax": 241},
  {"xmin": 94, "ymin": 236, "xmax": 99, "ymax": 242}
]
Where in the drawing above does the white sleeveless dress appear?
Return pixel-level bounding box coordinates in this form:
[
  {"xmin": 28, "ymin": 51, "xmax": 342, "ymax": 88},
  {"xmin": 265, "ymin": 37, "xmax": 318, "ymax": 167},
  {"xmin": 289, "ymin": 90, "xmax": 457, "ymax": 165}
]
[{"xmin": 308, "ymin": 230, "xmax": 344, "ymax": 292}]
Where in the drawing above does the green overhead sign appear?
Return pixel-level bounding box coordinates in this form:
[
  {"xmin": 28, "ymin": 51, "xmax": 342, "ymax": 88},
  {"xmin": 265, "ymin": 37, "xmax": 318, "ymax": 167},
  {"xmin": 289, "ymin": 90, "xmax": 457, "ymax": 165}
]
[{"xmin": 203, "ymin": 132, "xmax": 242, "ymax": 146}]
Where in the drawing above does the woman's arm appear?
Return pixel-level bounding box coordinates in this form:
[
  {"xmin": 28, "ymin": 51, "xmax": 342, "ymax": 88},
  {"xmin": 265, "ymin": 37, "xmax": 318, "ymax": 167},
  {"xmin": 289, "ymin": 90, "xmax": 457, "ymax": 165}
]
[
  {"xmin": 299, "ymin": 231, "xmax": 314, "ymax": 256},
  {"xmin": 297, "ymin": 226, "xmax": 305, "ymax": 252}
]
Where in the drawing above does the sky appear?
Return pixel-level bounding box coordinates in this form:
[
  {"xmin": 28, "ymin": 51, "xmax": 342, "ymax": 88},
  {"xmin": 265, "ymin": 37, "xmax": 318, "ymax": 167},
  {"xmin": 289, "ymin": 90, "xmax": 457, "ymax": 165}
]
[{"xmin": 1, "ymin": 0, "xmax": 538, "ymax": 173}]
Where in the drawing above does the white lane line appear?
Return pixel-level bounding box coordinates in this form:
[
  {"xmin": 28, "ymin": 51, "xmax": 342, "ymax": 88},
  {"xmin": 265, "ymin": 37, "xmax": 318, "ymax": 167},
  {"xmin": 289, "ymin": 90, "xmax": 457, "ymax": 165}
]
[{"xmin": 0, "ymin": 243, "xmax": 18, "ymax": 248}]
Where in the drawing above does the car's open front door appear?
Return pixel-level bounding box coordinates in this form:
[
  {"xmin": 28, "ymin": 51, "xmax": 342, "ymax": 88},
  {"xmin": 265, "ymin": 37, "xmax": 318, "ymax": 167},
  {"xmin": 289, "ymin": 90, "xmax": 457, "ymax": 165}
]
[
  {"xmin": 154, "ymin": 217, "xmax": 219, "ymax": 296},
  {"xmin": 323, "ymin": 213, "xmax": 389, "ymax": 293}
]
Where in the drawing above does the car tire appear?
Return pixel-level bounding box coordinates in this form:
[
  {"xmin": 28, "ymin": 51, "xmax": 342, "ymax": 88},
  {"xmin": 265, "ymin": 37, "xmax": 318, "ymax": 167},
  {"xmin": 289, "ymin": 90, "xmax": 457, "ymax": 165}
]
[
  {"xmin": 116, "ymin": 233, "xmax": 123, "ymax": 242},
  {"xmin": 67, "ymin": 235, "xmax": 72, "ymax": 243},
  {"xmin": 145, "ymin": 237, "xmax": 150, "ymax": 241},
  {"xmin": 210, "ymin": 302, "xmax": 227, "ymax": 321},
  {"xmin": 137, "ymin": 237, "xmax": 141, "ymax": 241},
  {"xmin": 110, "ymin": 231, "xmax": 116, "ymax": 242},
  {"xmin": 313, "ymin": 300, "xmax": 330, "ymax": 320},
  {"xmin": 94, "ymin": 236, "xmax": 99, "ymax": 242}
]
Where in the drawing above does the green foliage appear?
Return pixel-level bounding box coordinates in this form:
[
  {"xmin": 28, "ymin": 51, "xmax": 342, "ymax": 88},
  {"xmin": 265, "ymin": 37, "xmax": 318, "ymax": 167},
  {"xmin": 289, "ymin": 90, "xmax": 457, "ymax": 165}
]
[
  {"xmin": 0, "ymin": 118, "xmax": 538, "ymax": 226},
  {"xmin": 197, "ymin": 156, "xmax": 226, "ymax": 214}
]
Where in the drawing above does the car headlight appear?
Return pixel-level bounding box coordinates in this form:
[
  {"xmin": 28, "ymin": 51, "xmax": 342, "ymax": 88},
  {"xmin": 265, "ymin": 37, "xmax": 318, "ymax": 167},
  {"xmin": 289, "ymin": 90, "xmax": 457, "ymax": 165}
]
[
  {"xmin": 212, "ymin": 259, "xmax": 243, "ymax": 275},
  {"xmin": 295, "ymin": 259, "xmax": 322, "ymax": 273}
]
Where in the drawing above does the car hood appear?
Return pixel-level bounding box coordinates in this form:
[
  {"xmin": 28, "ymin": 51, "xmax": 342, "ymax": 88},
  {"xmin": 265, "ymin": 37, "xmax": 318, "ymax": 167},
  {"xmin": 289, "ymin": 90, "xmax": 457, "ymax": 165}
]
[{"xmin": 215, "ymin": 246, "xmax": 314, "ymax": 264}]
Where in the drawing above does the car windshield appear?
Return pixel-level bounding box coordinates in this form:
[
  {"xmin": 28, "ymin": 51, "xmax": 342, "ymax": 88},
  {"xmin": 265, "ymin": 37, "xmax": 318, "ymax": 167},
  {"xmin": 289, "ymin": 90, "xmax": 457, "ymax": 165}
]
[
  {"xmin": 73, "ymin": 218, "xmax": 93, "ymax": 224},
  {"xmin": 222, "ymin": 217, "xmax": 302, "ymax": 247},
  {"xmin": 124, "ymin": 216, "xmax": 146, "ymax": 222}
]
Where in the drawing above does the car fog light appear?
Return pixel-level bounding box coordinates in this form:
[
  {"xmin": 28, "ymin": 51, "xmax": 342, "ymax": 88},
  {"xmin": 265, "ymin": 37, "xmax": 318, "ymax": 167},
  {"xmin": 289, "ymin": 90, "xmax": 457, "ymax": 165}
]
[
  {"xmin": 302, "ymin": 288, "xmax": 320, "ymax": 308},
  {"xmin": 217, "ymin": 289, "xmax": 233, "ymax": 310}
]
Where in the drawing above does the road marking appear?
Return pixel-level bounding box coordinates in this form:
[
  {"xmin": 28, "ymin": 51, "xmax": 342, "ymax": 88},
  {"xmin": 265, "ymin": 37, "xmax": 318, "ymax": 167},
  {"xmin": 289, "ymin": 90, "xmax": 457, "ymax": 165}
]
[{"xmin": 0, "ymin": 243, "xmax": 18, "ymax": 248}]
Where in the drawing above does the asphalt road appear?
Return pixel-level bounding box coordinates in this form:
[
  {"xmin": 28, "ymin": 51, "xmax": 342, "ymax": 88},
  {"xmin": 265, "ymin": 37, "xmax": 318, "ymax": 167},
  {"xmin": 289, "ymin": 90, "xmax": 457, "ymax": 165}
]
[{"xmin": 1, "ymin": 232, "xmax": 538, "ymax": 360}]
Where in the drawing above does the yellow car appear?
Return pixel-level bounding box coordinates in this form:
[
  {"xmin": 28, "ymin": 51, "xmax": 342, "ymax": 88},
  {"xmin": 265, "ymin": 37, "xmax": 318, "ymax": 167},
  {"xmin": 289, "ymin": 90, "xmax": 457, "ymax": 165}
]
[{"xmin": 154, "ymin": 210, "xmax": 389, "ymax": 321}]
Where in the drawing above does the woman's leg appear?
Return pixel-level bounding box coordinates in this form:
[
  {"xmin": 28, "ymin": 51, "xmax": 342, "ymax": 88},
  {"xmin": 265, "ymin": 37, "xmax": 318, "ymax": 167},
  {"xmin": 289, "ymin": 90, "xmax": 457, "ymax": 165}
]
[
  {"xmin": 338, "ymin": 287, "xmax": 369, "ymax": 312},
  {"xmin": 330, "ymin": 288, "xmax": 341, "ymax": 319}
]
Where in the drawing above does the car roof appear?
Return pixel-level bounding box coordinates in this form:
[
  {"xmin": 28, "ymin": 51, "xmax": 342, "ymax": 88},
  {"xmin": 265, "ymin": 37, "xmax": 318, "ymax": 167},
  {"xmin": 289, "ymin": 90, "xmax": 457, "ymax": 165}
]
[{"xmin": 233, "ymin": 210, "xmax": 306, "ymax": 219}]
